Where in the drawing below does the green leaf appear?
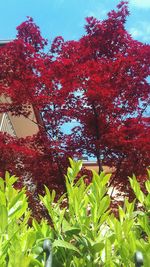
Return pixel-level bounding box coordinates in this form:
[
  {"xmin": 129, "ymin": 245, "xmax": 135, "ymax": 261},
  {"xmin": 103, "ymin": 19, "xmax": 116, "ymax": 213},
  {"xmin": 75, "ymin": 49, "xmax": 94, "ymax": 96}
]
[
  {"xmin": 92, "ymin": 242, "xmax": 104, "ymax": 253},
  {"xmin": 98, "ymin": 195, "xmax": 110, "ymax": 217},
  {"xmin": 145, "ymin": 180, "xmax": 150, "ymax": 194},
  {"xmin": 8, "ymin": 199, "xmax": 28, "ymax": 219},
  {"xmin": 32, "ymin": 245, "xmax": 43, "ymax": 255},
  {"xmin": 102, "ymin": 173, "xmax": 111, "ymax": 187},
  {"xmin": 105, "ymin": 239, "xmax": 112, "ymax": 261},
  {"xmin": 69, "ymin": 158, "xmax": 82, "ymax": 173},
  {"xmin": 65, "ymin": 227, "xmax": 80, "ymax": 235},
  {"xmin": 129, "ymin": 176, "xmax": 145, "ymax": 203},
  {"xmin": 124, "ymin": 198, "xmax": 135, "ymax": 215},
  {"xmin": 7, "ymin": 175, "xmax": 18, "ymax": 186},
  {"xmin": 9, "ymin": 190, "xmax": 25, "ymax": 209},
  {"xmin": 26, "ymin": 230, "xmax": 36, "ymax": 249},
  {"xmin": 53, "ymin": 239, "xmax": 81, "ymax": 255},
  {"xmin": 0, "ymin": 190, "xmax": 6, "ymax": 206},
  {"xmin": 0, "ymin": 178, "xmax": 5, "ymax": 191},
  {"xmin": 118, "ymin": 206, "xmax": 125, "ymax": 223},
  {"xmin": 0, "ymin": 205, "xmax": 8, "ymax": 233},
  {"xmin": 28, "ymin": 257, "xmax": 44, "ymax": 267},
  {"xmin": 5, "ymin": 171, "xmax": 10, "ymax": 184},
  {"xmin": 44, "ymin": 185, "xmax": 51, "ymax": 202},
  {"xmin": 32, "ymin": 219, "xmax": 43, "ymax": 234}
]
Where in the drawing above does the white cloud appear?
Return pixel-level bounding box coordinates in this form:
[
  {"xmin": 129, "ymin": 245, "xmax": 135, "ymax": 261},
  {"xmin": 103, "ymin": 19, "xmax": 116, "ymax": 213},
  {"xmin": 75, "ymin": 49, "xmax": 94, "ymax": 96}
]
[
  {"xmin": 78, "ymin": 6, "xmax": 108, "ymax": 29},
  {"xmin": 86, "ymin": 8, "xmax": 108, "ymax": 19},
  {"xmin": 84, "ymin": 6, "xmax": 108, "ymax": 20},
  {"xmin": 130, "ymin": 0, "xmax": 150, "ymax": 8},
  {"xmin": 129, "ymin": 22, "xmax": 150, "ymax": 42}
]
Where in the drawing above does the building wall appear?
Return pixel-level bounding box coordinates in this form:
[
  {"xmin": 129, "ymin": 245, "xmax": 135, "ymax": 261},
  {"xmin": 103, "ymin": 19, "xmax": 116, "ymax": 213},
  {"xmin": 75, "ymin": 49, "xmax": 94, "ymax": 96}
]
[
  {"xmin": 83, "ymin": 161, "xmax": 116, "ymax": 174},
  {"xmin": 0, "ymin": 110, "xmax": 39, "ymax": 138},
  {"xmin": 0, "ymin": 113, "xmax": 16, "ymax": 136},
  {"xmin": 9, "ymin": 107, "xmax": 39, "ymax": 138},
  {"xmin": 0, "ymin": 96, "xmax": 40, "ymax": 138}
]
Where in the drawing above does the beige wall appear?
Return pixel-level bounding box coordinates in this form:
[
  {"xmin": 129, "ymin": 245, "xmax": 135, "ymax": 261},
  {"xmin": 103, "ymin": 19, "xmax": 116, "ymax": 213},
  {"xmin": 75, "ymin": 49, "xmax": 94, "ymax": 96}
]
[
  {"xmin": 9, "ymin": 107, "xmax": 39, "ymax": 138},
  {"xmin": 83, "ymin": 161, "xmax": 116, "ymax": 174},
  {"xmin": 0, "ymin": 111, "xmax": 39, "ymax": 138},
  {"xmin": 0, "ymin": 96, "xmax": 39, "ymax": 137}
]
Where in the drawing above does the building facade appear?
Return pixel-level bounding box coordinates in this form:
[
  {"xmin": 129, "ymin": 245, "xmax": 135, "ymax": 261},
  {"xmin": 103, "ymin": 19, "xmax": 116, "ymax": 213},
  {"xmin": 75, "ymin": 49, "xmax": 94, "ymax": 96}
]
[{"xmin": 0, "ymin": 106, "xmax": 40, "ymax": 138}]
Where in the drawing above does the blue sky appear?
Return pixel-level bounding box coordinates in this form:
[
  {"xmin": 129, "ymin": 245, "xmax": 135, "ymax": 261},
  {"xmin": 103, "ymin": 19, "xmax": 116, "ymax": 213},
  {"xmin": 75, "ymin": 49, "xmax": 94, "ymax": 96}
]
[{"xmin": 0, "ymin": 0, "xmax": 150, "ymax": 45}]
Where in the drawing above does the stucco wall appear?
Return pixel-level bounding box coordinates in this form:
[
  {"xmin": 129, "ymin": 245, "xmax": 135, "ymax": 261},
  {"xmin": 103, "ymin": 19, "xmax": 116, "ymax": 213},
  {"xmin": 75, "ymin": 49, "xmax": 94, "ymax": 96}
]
[
  {"xmin": 83, "ymin": 161, "xmax": 116, "ymax": 174},
  {"xmin": 0, "ymin": 97, "xmax": 39, "ymax": 138},
  {"xmin": 9, "ymin": 107, "xmax": 39, "ymax": 138}
]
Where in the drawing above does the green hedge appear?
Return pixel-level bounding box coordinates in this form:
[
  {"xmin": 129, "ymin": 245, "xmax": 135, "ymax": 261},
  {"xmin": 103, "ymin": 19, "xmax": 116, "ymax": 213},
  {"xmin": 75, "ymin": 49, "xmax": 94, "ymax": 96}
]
[{"xmin": 0, "ymin": 160, "xmax": 150, "ymax": 266}]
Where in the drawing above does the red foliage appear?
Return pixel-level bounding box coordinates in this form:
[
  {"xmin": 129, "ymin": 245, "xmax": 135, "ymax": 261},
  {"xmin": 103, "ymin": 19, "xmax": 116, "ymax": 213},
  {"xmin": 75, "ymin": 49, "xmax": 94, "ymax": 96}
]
[{"xmin": 0, "ymin": 2, "xmax": 149, "ymax": 193}]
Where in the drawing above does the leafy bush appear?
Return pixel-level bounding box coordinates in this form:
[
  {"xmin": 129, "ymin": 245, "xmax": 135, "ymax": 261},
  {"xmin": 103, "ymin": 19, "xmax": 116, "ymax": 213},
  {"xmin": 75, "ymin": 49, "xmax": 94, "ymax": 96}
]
[
  {"xmin": 0, "ymin": 161, "xmax": 150, "ymax": 266},
  {"xmin": 0, "ymin": 172, "xmax": 40, "ymax": 266}
]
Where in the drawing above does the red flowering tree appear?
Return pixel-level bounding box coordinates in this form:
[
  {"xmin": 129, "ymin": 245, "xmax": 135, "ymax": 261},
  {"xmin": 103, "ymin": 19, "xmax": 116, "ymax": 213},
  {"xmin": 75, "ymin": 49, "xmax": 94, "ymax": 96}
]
[{"xmin": 0, "ymin": 2, "xmax": 149, "ymax": 192}]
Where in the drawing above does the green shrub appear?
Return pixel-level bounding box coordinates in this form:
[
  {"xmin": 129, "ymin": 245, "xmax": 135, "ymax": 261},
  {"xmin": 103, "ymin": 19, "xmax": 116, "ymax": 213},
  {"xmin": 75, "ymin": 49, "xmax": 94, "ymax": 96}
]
[
  {"xmin": 0, "ymin": 160, "xmax": 150, "ymax": 266},
  {"xmin": 0, "ymin": 171, "xmax": 40, "ymax": 266}
]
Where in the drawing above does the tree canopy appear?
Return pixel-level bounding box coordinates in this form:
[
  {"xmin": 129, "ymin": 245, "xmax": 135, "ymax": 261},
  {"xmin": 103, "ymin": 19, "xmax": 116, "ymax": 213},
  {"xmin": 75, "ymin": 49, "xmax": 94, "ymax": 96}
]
[{"xmin": 0, "ymin": 1, "xmax": 149, "ymax": 191}]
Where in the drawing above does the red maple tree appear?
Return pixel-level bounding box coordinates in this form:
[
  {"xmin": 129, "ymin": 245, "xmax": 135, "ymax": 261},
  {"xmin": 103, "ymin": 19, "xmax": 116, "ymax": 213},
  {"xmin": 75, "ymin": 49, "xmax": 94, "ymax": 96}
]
[
  {"xmin": 0, "ymin": 2, "xmax": 149, "ymax": 192},
  {"xmin": 54, "ymin": 1, "xmax": 150, "ymax": 185}
]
